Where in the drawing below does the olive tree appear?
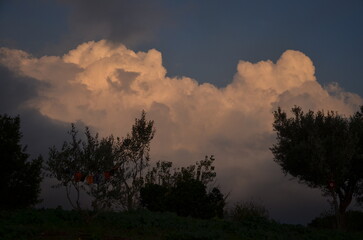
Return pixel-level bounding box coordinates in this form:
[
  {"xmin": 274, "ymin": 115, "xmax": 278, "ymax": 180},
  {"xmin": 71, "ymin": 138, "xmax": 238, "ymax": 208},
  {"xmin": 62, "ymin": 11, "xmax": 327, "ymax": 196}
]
[{"xmin": 271, "ymin": 106, "xmax": 363, "ymax": 228}]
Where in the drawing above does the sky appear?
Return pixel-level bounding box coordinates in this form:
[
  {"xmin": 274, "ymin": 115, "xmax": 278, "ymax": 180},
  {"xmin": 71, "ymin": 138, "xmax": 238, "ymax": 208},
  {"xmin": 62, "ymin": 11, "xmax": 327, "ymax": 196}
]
[{"xmin": 1, "ymin": 0, "xmax": 363, "ymax": 224}]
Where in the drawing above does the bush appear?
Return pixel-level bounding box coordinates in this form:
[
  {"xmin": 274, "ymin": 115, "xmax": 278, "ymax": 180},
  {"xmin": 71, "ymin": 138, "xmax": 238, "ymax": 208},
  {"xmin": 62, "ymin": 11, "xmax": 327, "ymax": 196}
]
[
  {"xmin": 309, "ymin": 210, "xmax": 363, "ymax": 231},
  {"xmin": 140, "ymin": 183, "xmax": 168, "ymax": 212},
  {"xmin": 140, "ymin": 156, "xmax": 226, "ymax": 219},
  {"xmin": 140, "ymin": 179, "xmax": 225, "ymax": 219},
  {"xmin": 168, "ymin": 178, "xmax": 211, "ymax": 219},
  {"xmin": 230, "ymin": 201, "xmax": 269, "ymax": 222}
]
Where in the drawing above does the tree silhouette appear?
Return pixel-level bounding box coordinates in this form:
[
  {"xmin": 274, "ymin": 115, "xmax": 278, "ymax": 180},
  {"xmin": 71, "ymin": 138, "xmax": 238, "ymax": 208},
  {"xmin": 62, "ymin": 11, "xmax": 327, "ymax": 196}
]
[
  {"xmin": 140, "ymin": 183, "xmax": 168, "ymax": 212},
  {"xmin": 0, "ymin": 114, "xmax": 42, "ymax": 209},
  {"xmin": 141, "ymin": 156, "xmax": 226, "ymax": 219},
  {"xmin": 271, "ymin": 106, "xmax": 363, "ymax": 228},
  {"xmin": 46, "ymin": 124, "xmax": 116, "ymax": 216},
  {"xmin": 110, "ymin": 110, "xmax": 155, "ymax": 210},
  {"xmin": 45, "ymin": 111, "xmax": 155, "ymax": 217},
  {"xmin": 169, "ymin": 177, "xmax": 210, "ymax": 218}
]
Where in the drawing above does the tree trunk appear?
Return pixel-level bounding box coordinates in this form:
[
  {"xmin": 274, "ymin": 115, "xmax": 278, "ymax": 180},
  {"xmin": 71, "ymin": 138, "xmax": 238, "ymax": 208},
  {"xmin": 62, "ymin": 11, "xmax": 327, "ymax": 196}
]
[
  {"xmin": 127, "ymin": 194, "xmax": 133, "ymax": 211},
  {"xmin": 337, "ymin": 192, "xmax": 353, "ymax": 230},
  {"xmin": 332, "ymin": 190, "xmax": 340, "ymax": 229}
]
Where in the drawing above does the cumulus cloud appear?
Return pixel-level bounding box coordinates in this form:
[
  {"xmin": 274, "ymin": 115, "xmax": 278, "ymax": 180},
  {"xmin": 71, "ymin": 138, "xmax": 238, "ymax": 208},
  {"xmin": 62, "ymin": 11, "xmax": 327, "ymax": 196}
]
[{"xmin": 1, "ymin": 40, "xmax": 362, "ymax": 223}]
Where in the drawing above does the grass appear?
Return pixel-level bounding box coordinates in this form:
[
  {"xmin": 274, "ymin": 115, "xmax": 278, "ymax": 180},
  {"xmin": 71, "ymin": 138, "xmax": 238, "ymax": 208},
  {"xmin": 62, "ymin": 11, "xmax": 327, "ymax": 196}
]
[{"xmin": 1, "ymin": 208, "xmax": 363, "ymax": 240}]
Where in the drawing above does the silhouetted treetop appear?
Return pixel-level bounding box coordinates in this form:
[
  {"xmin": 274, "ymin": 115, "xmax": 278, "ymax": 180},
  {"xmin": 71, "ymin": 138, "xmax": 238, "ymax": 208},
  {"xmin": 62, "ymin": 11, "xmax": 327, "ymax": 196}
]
[{"xmin": 0, "ymin": 114, "xmax": 42, "ymax": 209}]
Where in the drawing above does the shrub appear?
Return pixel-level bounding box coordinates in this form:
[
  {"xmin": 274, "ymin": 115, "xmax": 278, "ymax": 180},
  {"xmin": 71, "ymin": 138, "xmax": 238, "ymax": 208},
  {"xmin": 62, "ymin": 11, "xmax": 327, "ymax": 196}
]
[
  {"xmin": 309, "ymin": 210, "xmax": 363, "ymax": 231},
  {"xmin": 140, "ymin": 183, "xmax": 168, "ymax": 212},
  {"xmin": 140, "ymin": 179, "xmax": 225, "ymax": 219},
  {"xmin": 168, "ymin": 178, "xmax": 211, "ymax": 219},
  {"xmin": 230, "ymin": 201, "xmax": 269, "ymax": 222},
  {"xmin": 140, "ymin": 156, "xmax": 226, "ymax": 219}
]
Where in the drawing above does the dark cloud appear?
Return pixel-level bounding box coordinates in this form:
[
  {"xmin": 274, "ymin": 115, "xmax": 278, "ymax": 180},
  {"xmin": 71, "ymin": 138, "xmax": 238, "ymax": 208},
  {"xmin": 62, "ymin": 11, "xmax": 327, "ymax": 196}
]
[
  {"xmin": 0, "ymin": 65, "xmax": 39, "ymax": 113},
  {"xmin": 60, "ymin": 0, "xmax": 168, "ymax": 48},
  {"xmin": 0, "ymin": 65, "xmax": 67, "ymax": 156}
]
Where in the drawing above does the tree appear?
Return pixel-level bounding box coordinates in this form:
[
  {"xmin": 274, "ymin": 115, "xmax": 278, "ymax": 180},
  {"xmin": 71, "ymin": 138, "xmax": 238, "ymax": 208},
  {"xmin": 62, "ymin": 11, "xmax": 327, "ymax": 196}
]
[
  {"xmin": 141, "ymin": 156, "xmax": 226, "ymax": 219},
  {"xmin": 0, "ymin": 114, "xmax": 42, "ymax": 209},
  {"xmin": 110, "ymin": 110, "xmax": 155, "ymax": 210},
  {"xmin": 46, "ymin": 124, "xmax": 116, "ymax": 217},
  {"xmin": 145, "ymin": 155, "xmax": 217, "ymax": 187},
  {"xmin": 271, "ymin": 106, "xmax": 363, "ymax": 228},
  {"xmin": 45, "ymin": 111, "xmax": 155, "ymax": 217}
]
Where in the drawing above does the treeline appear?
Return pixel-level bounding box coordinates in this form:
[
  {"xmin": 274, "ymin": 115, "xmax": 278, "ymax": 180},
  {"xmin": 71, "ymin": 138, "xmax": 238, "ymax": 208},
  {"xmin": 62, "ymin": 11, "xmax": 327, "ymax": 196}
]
[
  {"xmin": 0, "ymin": 111, "xmax": 226, "ymax": 221},
  {"xmin": 2, "ymin": 106, "xmax": 363, "ymax": 229}
]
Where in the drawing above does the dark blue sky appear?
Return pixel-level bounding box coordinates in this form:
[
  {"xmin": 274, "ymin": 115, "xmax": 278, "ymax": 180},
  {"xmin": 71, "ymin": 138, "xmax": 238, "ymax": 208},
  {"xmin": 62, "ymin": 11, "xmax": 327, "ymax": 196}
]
[{"xmin": 1, "ymin": 0, "xmax": 362, "ymax": 92}]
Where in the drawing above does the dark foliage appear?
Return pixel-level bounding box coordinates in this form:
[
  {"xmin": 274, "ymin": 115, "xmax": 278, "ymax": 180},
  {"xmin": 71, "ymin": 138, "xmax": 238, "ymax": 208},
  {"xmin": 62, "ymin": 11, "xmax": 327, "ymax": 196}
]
[
  {"xmin": 230, "ymin": 201, "xmax": 270, "ymax": 222},
  {"xmin": 0, "ymin": 114, "xmax": 43, "ymax": 209},
  {"xmin": 44, "ymin": 111, "xmax": 155, "ymax": 215},
  {"xmin": 140, "ymin": 183, "xmax": 169, "ymax": 212},
  {"xmin": 140, "ymin": 156, "xmax": 225, "ymax": 219},
  {"xmin": 207, "ymin": 187, "xmax": 225, "ymax": 218},
  {"xmin": 271, "ymin": 106, "xmax": 363, "ymax": 228},
  {"xmin": 0, "ymin": 115, "xmax": 43, "ymax": 209},
  {"xmin": 2, "ymin": 208, "xmax": 363, "ymax": 240},
  {"xmin": 169, "ymin": 178, "xmax": 211, "ymax": 218},
  {"xmin": 309, "ymin": 210, "xmax": 363, "ymax": 231}
]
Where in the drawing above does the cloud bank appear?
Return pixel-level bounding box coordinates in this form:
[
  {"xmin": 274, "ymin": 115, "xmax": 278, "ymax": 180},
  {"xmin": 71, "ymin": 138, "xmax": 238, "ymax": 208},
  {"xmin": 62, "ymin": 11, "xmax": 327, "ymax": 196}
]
[{"xmin": 1, "ymin": 40, "xmax": 362, "ymax": 223}]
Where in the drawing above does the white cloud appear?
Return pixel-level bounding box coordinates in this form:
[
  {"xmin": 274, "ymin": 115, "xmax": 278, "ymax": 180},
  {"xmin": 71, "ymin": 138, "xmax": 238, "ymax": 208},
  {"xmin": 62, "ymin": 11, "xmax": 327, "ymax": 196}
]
[{"xmin": 1, "ymin": 40, "xmax": 362, "ymax": 223}]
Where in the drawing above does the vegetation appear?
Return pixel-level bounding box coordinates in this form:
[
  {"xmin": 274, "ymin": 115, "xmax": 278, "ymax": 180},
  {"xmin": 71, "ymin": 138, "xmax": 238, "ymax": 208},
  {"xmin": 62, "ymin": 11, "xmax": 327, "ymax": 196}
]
[
  {"xmin": 309, "ymin": 210, "xmax": 363, "ymax": 232},
  {"xmin": 112, "ymin": 111, "xmax": 155, "ymax": 211},
  {"xmin": 45, "ymin": 112, "xmax": 225, "ymax": 221},
  {"xmin": 44, "ymin": 111, "xmax": 155, "ymax": 219},
  {"xmin": 141, "ymin": 156, "xmax": 226, "ymax": 219},
  {"xmin": 1, "ymin": 208, "xmax": 363, "ymax": 240},
  {"xmin": 271, "ymin": 106, "xmax": 363, "ymax": 228},
  {"xmin": 3, "ymin": 106, "xmax": 363, "ymax": 239},
  {"xmin": 229, "ymin": 201, "xmax": 270, "ymax": 223},
  {"xmin": 0, "ymin": 114, "xmax": 42, "ymax": 209}
]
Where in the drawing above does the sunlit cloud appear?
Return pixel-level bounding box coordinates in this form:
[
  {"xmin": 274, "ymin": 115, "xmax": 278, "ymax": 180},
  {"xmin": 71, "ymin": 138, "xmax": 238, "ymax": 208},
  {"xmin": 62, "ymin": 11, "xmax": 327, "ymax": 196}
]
[{"xmin": 1, "ymin": 40, "xmax": 362, "ymax": 223}]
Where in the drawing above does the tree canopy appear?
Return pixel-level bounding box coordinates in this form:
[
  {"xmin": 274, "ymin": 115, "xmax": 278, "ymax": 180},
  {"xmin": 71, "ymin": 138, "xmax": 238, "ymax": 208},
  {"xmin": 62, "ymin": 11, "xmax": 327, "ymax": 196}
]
[
  {"xmin": 141, "ymin": 156, "xmax": 226, "ymax": 219},
  {"xmin": 271, "ymin": 106, "xmax": 363, "ymax": 228},
  {"xmin": 0, "ymin": 114, "xmax": 42, "ymax": 209},
  {"xmin": 45, "ymin": 110, "xmax": 155, "ymax": 217}
]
